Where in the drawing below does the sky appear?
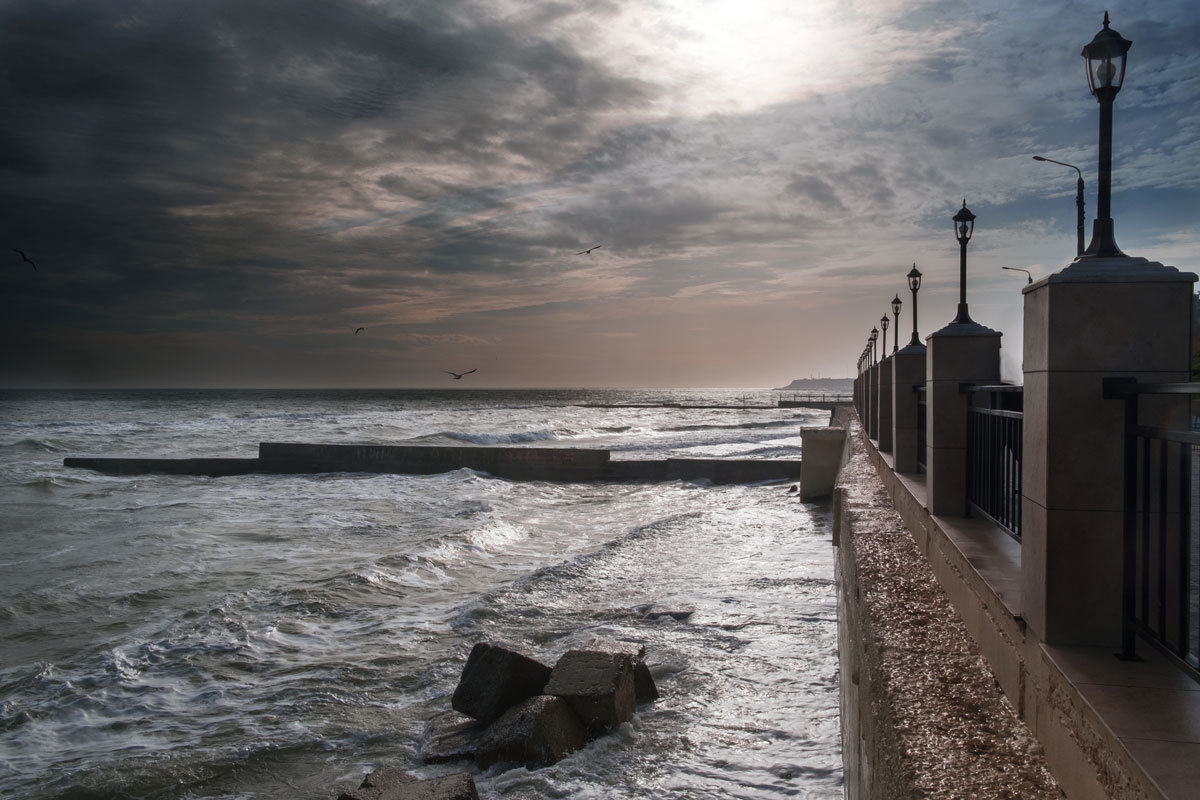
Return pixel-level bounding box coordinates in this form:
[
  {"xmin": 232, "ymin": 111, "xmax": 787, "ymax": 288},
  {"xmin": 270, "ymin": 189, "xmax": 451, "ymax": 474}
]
[{"xmin": 2, "ymin": 0, "xmax": 1198, "ymax": 389}]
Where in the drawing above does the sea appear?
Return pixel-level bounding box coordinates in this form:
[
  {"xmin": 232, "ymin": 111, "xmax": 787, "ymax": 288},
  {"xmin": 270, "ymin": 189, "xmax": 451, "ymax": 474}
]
[{"xmin": 0, "ymin": 388, "xmax": 842, "ymax": 799}]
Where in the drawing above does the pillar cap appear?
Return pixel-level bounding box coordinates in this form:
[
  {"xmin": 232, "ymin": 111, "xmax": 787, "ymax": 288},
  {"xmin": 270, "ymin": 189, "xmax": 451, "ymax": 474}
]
[
  {"xmin": 929, "ymin": 320, "xmax": 1002, "ymax": 338},
  {"xmin": 895, "ymin": 342, "xmax": 927, "ymax": 355},
  {"xmin": 1025, "ymin": 254, "xmax": 1197, "ymax": 292}
]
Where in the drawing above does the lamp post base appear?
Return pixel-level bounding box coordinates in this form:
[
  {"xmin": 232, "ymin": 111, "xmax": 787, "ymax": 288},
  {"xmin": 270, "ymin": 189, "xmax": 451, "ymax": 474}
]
[{"xmin": 1080, "ymin": 218, "xmax": 1126, "ymax": 259}]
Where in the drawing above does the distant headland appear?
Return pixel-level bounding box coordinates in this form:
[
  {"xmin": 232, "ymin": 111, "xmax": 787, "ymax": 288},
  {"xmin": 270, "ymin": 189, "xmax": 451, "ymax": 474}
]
[{"xmin": 773, "ymin": 377, "xmax": 854, "ymax": 392}]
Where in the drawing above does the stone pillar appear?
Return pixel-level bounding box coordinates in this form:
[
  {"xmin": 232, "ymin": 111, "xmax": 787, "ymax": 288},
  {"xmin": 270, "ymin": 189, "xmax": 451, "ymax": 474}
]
[
  {"xmin": 867, "ymin": 365, "xmax": 879, "ymax": 440},
  {"xmin": 876, "ymin": 357, "xmax": 894, "ymax": 452},
  {"xmin": 1022, "ymin": 255, "xmax": 1195, "ymax": 645},
  {"xmin": 926, "ymin": 322, "xmax": 1002, "ymax": 516},
  {"xmin": 891, "ymin": 344, "xmax": 926, "ymax": 473}
]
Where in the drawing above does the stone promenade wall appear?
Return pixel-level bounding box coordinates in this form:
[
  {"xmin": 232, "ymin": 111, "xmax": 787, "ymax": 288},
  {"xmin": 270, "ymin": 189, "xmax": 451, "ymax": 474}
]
[{"xmin": 834, "ymin": 414, "xmax": 1061, "ymax": 800}]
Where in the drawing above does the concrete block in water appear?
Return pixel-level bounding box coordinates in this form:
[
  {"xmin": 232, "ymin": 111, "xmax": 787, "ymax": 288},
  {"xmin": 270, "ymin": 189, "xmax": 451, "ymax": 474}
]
[
  {"xmin": 451, "ymin": 642, "xmax": 552, "ymax": 724},
  {"xmin": 799, "ymin": 427, "xmax": 847, "ymax": 500},
  {"xmin": 258, "ymin": 442, "xmax": 611, "ymax": 481},
  {"xmin": 574, "ymin": 637, "xmax": 659, "ymax": 704},
  {"xmin": 473, "ymin": 695, "xmax": 589, "ymax": 769},
  {"xmin": 420, "ymin": 710, "xmax": 487, "ymax": 764},
  {"xmin": 544, "ymin": 649, "xmax": 636, "ymax": 733}
]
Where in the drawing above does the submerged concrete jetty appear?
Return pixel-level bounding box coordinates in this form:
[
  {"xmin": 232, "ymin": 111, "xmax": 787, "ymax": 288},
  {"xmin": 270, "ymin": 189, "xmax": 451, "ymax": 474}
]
[{"xmin": 64, "ymin": 441, "xmax": 803, "ymax": 484}]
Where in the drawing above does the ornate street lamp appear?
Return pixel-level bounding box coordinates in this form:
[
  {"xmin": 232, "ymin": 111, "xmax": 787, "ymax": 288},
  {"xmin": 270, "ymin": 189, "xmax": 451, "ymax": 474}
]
[
  {"xmin": 952, "ymin": 199, "xmax": 976, "ymax": 324},
  {"xmin": 880, "ymin": 314, "xmax": 889, "ymax": 359},
  {"xmin": 1080, "ymin": 12, "xmax": 1132, "ymax": 258},
  {"xmin": 1032, "ymin": 155, "xmax": 1085, "ymax": 256},
  {"xmin": 870, "ymin": 327, "xmax": 878, "ymax": 365},
  {"xmin": 907, "ymin": 263, "xmax": 922, "ymax": 346},
  {"xmin": 891, "ymin": 294, "xmax": 901, "ymax": 353}
]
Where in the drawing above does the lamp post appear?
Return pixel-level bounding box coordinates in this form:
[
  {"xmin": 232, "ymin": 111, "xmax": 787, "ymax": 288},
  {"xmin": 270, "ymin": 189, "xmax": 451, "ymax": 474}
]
[
  {"xmin": 1032, "ymin": 155, "xmax": 1085, "ymax": 256},
  {"xmin": 880, "ymin": 314, "xmax": 889, "ymax": 359},
  {"xmin": 870, "ymin": 327, "xmax": 878, "ymax": 365},
  {"xmin": 891, "ymin": 295, "xmax": 901, "ymax": 353},
  {"xmin": 952, "ymin": 199, "xmax": 976, "ymax": 324},
  {"xmin": 1080, "ymin": 12, "xmax": 1132, "ymax": 258},
  {"xmin": 907, "ymin": 263, "xmax": 922, "ymax": 345}
]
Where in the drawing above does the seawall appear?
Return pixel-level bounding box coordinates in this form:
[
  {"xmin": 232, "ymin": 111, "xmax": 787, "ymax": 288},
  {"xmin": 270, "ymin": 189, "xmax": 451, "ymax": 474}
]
[{"xmin": 832, "ymin": 407, "xmax": 1062, "ymax": 799}]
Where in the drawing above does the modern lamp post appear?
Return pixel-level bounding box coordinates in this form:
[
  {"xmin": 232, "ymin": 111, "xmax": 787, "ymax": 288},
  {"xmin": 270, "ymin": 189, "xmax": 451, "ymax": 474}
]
[
  {"xmin": 891, "ymin": 295, "xmax": 901, "ymax": 353},
  {"xmin": 880, "ymin": 314, "xmax": 889, "ymax": 359},
  {"xmin": 1032, "ymin": 155, "xmax": 1085, "ymax": 256},
  {"xmin": 952, "ymin": 199, "xmax": 976, "ymax": 324},
  {"xmin": 1080, "ymin": 12, "xmax": 1132, "ymax": 258},
  {"xmin": 1003, "ymin": 266, "xmax": 1033, "ymax": 284},
  {"xmin": 907, "ymin": 263, "xmax": 922, "ymax": 345}
]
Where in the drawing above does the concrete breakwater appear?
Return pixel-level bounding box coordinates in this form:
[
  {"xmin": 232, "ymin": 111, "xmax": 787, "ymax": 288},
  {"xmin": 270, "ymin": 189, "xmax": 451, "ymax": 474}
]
[{"xmin": 64, "ymin": 441, "xmax": 803, "ymax": 484}]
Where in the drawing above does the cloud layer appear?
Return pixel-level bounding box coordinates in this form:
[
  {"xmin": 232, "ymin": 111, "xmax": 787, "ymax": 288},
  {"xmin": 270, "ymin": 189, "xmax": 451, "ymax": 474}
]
[{"xmin": 2, "ymin": 0, "xmax": 1197, "ymax": 387}]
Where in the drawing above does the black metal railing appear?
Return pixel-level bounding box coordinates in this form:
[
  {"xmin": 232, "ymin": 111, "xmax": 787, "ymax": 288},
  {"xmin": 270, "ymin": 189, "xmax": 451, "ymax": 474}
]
[
  {"xmin": 915, "ymin": 385, "xmax": 927, "ymax": 473},
  {"xmin": 964, "ymin": 384, "xmax": 1024, "ymax": 540},
  {"xmin": 1104, "ymin": 378, "xmax": 1199, "ymax": 682}
]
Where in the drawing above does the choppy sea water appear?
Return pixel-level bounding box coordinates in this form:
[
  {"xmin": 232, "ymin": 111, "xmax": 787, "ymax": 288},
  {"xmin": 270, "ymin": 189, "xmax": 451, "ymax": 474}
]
[{"xmin": 0, "ymin": 389, "xmax": 841, "ymax": 799}]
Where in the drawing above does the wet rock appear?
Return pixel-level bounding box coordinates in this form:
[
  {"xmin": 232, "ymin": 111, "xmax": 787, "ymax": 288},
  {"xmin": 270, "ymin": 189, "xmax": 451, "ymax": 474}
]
[
  {"xmin": 474, "ymin": 695, "xmax": 590, "ymax": 769},
  {"xmin": 544, "ymin": 649, "xmax": 636, "ymax": 733},
  {"xmin": 420, "ymin": 710, "xmax": 487, "ymax": 764},
  {"xmin": 635, "ymin": 603, "xmax": 695, "ymax": 622},
  {"xmin": 451, "ymin": 642, "xmax": 552, "ymax": 724},
  {"xmin": 338, "ymin": 768, "xmax": 479, "ymax": 800},
  {"xmin": 337, "ymin": 766, "xmax": 416, "ymax": 800},
  {"xmin": 632, "ymin": 659, "xmax": 659, "ymax": 703},
  {"xmin": 573, "ymin": 638, "xmax": 658, "ymax": 704}
]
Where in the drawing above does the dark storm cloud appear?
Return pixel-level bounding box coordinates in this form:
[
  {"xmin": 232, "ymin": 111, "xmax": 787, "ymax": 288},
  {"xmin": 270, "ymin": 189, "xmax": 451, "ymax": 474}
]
[
  {"xmin": 0, "ymin": 0, "xmax": 659, "ymax": 378},
  {"xmin": 784, "ymin": 174, "xmax": 844, "ymax": 211}
]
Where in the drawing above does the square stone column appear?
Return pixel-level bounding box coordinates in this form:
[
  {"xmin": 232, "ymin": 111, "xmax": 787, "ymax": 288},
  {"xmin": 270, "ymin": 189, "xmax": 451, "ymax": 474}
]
[
  {"xmin": 891, "ymin": 344, "xmax": 926, "ymax": 473},
  {"xmin": 926, "ymin": 322, "xmax": 1002, "ymax": 516},
  {"xmin": 867, "ymin": 365, "xmax": 879, "ymax": 440},
  {"xmin": 1022, "ymin": 255, "xmax": 1196, "ymax": 645},
  {"xmin": 876, "ymin": 357, "xmax": 894, "ymax": 452}
]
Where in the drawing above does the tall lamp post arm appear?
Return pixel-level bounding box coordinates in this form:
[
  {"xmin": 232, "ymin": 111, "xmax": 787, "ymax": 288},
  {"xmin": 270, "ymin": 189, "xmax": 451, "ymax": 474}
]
[{"xmin": 1033, "ymin": 155, "xmax": 1086, "ymax": 256}]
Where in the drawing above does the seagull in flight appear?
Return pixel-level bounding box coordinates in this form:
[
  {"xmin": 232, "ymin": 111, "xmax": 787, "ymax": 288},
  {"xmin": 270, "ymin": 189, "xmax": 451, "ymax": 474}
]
[
  {"xmin": 576, "ymin": 244, "xmax": 603, "ymax": 255},
  {"xmin": 355, "ymin": 327, "xmax": 365, "ymax": 334},
  {"xmin": 444, "ymin": 368, "xmax": 477, "ymax": 380},
  {"xmin": 12, "ymin": 249, "xmax": 36, "ymax": 271}
]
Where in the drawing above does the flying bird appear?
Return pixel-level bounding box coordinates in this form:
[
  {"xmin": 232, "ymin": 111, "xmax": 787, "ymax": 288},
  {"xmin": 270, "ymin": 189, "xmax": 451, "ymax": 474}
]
[
  {"xmin": 355, "ymin": 327, "xmax": 365, "ymax": 334},
  {"xmin": 12, "ymin": 249, "xmax": 36, "ymax": 271},
  {"xmin": 444, "ymin": 369, "xmax": 477, "ymax": 380},
  {"xmin": 576, "ymin": 245, "xmax": 603, "ymax": 255}
]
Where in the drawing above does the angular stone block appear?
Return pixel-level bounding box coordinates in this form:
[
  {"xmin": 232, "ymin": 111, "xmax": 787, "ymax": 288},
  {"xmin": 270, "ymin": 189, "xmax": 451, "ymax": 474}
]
[
  {"xmin": 420, "ymin": 710, "xmax": 486, "ymax": 764},
  {"xmin": 339, "ymin": 768, "xmax": 479, "ymax": 800},
  {"xmin": 576, "ymin": 638, "xmax": 659, "ymax": 704},
  {"xmin": 474, "ymin": 695, "xmax": 590, "ymax": 769},
  {"xmin": 451, "ymin": 642, "xmax": 552, "ymax": 724},
  {"xmin": 545, "ymin": 649, "xmax": 636, "ymax": 732},
  {"xmin": 338, "ymin": 767, "xmax": 416, "ymax": 800}
]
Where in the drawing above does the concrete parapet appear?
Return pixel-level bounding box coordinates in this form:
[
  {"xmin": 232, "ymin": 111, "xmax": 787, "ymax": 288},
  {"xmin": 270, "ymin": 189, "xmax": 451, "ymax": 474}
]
[{"xmin": 835, "ymin": 413, "xmax": 1060, "ymax": 800}]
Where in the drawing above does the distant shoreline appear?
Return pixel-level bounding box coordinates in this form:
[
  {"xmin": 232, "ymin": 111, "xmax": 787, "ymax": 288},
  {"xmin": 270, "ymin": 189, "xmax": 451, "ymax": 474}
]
[{"xmin": 773, "ymin": 378, "xmax": 854, "ymax": 392}]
